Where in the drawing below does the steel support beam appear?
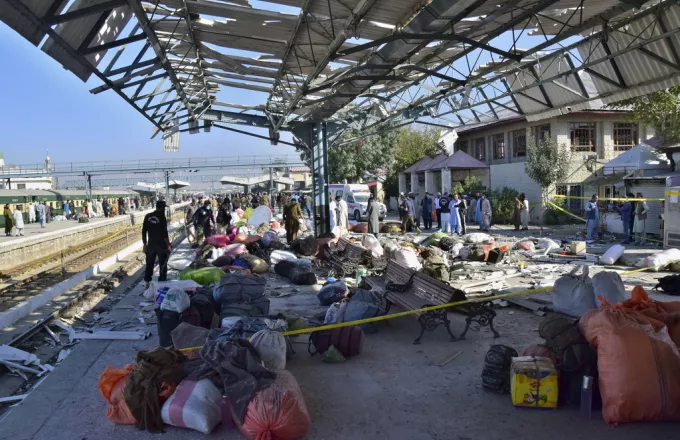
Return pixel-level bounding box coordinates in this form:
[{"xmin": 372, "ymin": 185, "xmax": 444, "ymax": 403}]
[
  {"xmin": 79, "ymin": 33, "xmax": 147, "ymax": 55},
  {"xmin": 46, "ymin": 0, "xmax": 126, "ymax": 25},
  {"xmin": 335, "ymin": 33, "xmax": 523, "ymax": 62},
  {"xmin": 371, "ymin": 1, "xmax": 668, "ymax": 128},
  {"xmin": 211, "ymin": 123, "xmax": 296, "ymax": 146},
  {"xmin": 271, "ymin": 0, "xmax": 380, "ymax": 131},
  {"xmin": 126, "ymin": 0, "xmax": 196, "ymax": 119},
  {"xmin": 3, "ymin": 0, "xmax": 163, "ymax": 130}
]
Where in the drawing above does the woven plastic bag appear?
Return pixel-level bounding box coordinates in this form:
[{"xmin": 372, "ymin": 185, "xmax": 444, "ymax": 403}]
[
  {"xmin": 250, "ymin": 320, "xmax": 288, "ymax": 370},
  {"xmin": 233, "ymin": 369, "xmax": 310, "ymax": 440},
  {"xmin": 551, "ymin": 265, "xmax": 596, "ymax": 317},
  {"xmin": 582, "ymin": 288, "xmax": 680, "ymax": 425},
  {"xmin": 160, "ymin": 379, "xmax": 222, "ymax": 434}
]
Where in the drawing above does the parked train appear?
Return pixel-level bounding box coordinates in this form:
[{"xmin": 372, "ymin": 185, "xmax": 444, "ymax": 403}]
[{"xmin": 0, "ymin": 189, "xmax": 138, "ymax": 227}]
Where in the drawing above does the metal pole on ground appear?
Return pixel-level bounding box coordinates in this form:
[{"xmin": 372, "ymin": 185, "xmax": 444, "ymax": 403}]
[{"xmin": 165, "ymin": 171, "xmax": 171, "ymax": 219}]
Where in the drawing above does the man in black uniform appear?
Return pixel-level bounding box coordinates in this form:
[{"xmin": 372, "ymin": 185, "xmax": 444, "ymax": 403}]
[
  {"xmin": 193, "ymin": 199, "xmax": 215, "ymax": 243},
  {"xmin": 142, "ymin": 201, "xmax": 171, "ymax": 288}
]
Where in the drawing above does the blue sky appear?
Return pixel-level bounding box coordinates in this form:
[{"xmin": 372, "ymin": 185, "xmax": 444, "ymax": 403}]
[{"xmin": 0, "ymin": 22, "xmax": 297, "ymax": 166}]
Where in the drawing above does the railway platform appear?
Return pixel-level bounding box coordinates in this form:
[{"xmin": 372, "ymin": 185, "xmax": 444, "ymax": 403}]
[{"xmin": 0, "ymin": 204, "xmax": 188, "ymax": 273}]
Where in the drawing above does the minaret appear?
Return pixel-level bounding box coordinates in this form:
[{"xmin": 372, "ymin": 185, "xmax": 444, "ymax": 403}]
[{"xmin": 45, "ymin": 149, "xmax": 51, "ymax": 171}]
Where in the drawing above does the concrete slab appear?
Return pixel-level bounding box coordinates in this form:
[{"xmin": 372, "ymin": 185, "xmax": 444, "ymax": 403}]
[{"xmin": 2, "ymin": 269, "xmax": 679, "ymax": 440}]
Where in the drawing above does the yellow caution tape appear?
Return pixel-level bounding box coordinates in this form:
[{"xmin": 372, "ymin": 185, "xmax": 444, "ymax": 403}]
[
  {"xmin": 552, "ymin": 194, "xmax": 664, "ymax": 202},
  {"xmin": 546, "ymin": 201, "xmax": 587, "ymax": 222},
  {"xmin": 665, "ymin": 191, "xmax": 680, "ymax": 197}
]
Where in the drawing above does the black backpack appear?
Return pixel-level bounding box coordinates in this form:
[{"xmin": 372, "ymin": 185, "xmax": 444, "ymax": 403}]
[
  {"xmin": 481, "ymin": 345, "xmax": 517, "ymax": 393},
  {"xmin": 654, "ymin": 274, "xmax": 680, "ymax": 295}
]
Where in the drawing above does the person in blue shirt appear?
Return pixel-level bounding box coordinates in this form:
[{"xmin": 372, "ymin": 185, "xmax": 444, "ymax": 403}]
[
  {"xmin": 585, "ymin": 194, "xmax": 599, "ymax": 242},
  {"xmin": 63, "ymin": 200, "xmax": 70, "ymax": 219},
  {"xmin": 615, "ymin": 194, "xmax": 633, "ymax": 244},
  {"xmin": 474, "ymin": 192, "xmax": 483, "ymax": 229},
  {"xmin": 449, "ymin": 193, "xmax": 461, "ymax": 234}
]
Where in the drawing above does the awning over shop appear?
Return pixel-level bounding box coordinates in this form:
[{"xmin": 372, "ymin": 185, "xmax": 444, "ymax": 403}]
[
  {"xmin": 430, "ymin": 150, "xmax": 489, "ymax": 170},
  {"xmin": 602, "ymin": 139, "xmax": 669, "ymax": 176},
  {"xmin": 402, "ymin": 151, "xmax": 489, "ymax": 173}
]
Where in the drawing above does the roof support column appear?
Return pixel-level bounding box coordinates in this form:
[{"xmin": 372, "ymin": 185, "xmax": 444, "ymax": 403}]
[
  {"xmin": 441, "ymin": 168, "xmax": 451, "ymax": 195},
  {"xmin": 425, "ymin": 170, "xmax": 435, "ymax": 195},
  {"xmin": 410, "ymin": 172, "xmax": 419, "ymax": 195},
  {"xmin": 398, "ymin": 173, "xmax": 407, "ymax": 197},
  {"xmin": 302, "ymin": 122, "xmax": 330, "ymax": 237}
]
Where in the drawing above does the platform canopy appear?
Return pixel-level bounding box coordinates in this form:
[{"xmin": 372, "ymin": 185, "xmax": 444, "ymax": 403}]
[{"xmin": 3, "ymin": 0, "xmax": 680, "ymax": 143}]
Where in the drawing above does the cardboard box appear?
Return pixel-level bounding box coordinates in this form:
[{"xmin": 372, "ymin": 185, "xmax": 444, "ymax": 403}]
[
  {"xmin": 570, "ymin": 241, "xmax": 586, "ymax": 255},
  {"xmin": 510, "ymin": 356, "xmax": 559, "ymax": 409}
]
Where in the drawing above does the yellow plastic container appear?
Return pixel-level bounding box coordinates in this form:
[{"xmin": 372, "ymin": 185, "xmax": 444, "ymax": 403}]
[{"xmin": 510, "ymin": 356, "xmax": 559, "ymax": 409}]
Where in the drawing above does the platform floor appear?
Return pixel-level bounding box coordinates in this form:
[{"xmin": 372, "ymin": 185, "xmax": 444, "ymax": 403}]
[{"xmin": 0, "ymin": 214, "xmax": 136, "ymax": 244}]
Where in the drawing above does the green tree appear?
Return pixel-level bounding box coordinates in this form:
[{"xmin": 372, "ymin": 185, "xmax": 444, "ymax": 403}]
[
  {"xmin": 383, "ymin": 126, "xmax": 445, "ymax": 195},
  {"xmin": 607, "ymin": 86, "xmax": 680, "ymax": 143},
  {"xmin": 327, "ymin": 129, "xmax": 398, "ymax": 183},
  {"xmin": 524, "ymin": 135, "xmax": 572, "ymax": 231}
]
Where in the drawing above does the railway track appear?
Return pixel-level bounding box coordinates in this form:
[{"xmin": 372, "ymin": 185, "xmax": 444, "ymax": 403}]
[{"xmin": 0, "ymin": 229, "xmax": 140, "ymax": 314}]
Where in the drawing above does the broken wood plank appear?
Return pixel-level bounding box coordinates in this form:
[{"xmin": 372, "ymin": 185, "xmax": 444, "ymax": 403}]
[
  {"xmin": 0, "ymin": 360, "xmax": 43, "ymax": 376},
  {"xmin": 73, "ymin": 331, "xmax": 150, "ymax": 340},
  {"xmin": 0, "ymin": 394, "xmax": 27, "ymax": 403}
]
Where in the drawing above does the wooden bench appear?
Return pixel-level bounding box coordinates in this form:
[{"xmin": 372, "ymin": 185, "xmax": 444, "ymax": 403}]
[{"xmin": 365, "ymin": 260, "xmax": 499, "ymax": 344}]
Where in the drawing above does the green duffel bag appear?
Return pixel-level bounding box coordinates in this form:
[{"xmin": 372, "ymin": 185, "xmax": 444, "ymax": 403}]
[
  {"xmin": 179, "ymin": 266, "xmax": 225, "ymax": 285},
  {"xmin": 421, "ymin": 231, "xmax": 446, "ymax": 247}
]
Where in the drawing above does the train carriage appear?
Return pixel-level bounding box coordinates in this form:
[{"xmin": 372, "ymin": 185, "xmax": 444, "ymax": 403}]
[{"xmin": 0, "ymin": 189, "xmax": 138, "ymax": 227}]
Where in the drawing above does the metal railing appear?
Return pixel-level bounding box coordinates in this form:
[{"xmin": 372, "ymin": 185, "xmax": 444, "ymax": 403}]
[{"xmin": 0, "ymin": 155, "xmax": 304, "ymax": 178}]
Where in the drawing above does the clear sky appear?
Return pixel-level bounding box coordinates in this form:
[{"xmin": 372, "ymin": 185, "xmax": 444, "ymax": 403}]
[{"xmin": 0, "ymin": 22, "xmax": 297, "ymax": 166}]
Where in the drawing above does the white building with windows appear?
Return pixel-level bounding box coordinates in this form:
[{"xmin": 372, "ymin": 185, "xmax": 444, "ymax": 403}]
[
  {"xmin": 0, "ymin": 151, "xmax": 53, "ymax": 190},
  {"xmin": 399, "ymin": 110, "xmax": 656, "ymax": 223}
]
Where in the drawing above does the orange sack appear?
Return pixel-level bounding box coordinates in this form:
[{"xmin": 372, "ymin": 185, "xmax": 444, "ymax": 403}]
[
  {"xmin": 98, "ymin": 365, "xmax": 135, "ymax": 425},
  {"xmin": 98, "ymin": 365, "xmax": 177, "ymax": 426},
  {"xmin": 582, "ymin": 286, "xmax": 680, "ymax": 425},
  {"xmin": 233, "ymin": 369, "xmax": 310, "ymax": 440}
]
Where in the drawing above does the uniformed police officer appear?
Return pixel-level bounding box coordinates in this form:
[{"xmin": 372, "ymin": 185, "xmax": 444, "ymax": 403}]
[{"xmin": 142, "ymin": 200, "xmax": 171, "ymax": 288}]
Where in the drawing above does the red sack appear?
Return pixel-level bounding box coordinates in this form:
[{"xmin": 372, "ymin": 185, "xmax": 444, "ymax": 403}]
[
  {"xmin": 582, "ymin": 286, "xmax": 680, "ymax": 425},
  {"xmin": 309, "ymin": 325, "xmax": 365, "ymax": 357},
  {"xmin": 233, "ymin": 370, "xmax": 310, "ymax": 440},
  {"xmin": 350, "ymin": 223, "xmax": 368, "ymax": 233},
  {"xmin": 205, "ymin": 235, "xmax": 231, "ymax": 248}
]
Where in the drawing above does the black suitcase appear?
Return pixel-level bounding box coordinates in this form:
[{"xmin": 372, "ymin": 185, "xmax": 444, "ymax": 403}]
[{"xmin": 487, "ymin": 248, "xmax": 505, "ymax": 264}]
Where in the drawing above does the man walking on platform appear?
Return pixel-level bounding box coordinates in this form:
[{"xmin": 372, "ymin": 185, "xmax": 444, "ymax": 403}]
[
  {"xmin": 193, "ymin": 200, "xmax": 215, "ymax": 244},
  {"xmin": 142, "ymin": 201, "xmax": 171, "ymax": 288},
  {"xmin": 185, "ymin": 198, "xmax": 198, "ymax": 245},
  {"xmin": 13, "ymin": 205, "xmax": 24, "ymax": 236},
  {"xmin": 36, "ymin": 202, "xmax": 46, "ymax": 228},
  {"xmin": 283, "ymin": 196, "xmax": 303, "ymax": 242}
]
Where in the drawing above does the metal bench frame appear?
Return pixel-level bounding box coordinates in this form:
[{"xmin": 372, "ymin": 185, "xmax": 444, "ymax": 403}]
[{"xmin": 365, "ymin": 260, "xmax": 499, "ymax": 344}]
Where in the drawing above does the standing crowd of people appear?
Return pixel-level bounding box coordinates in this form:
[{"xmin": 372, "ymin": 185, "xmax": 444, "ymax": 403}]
[
  {"xmin": 395, "ymin": 191, "xmax": 519, "ymax": 235},
  {"xmin": 2, "ymin": 196, "xmax": 147, "ymax": 238},
  {"xmin": 183, "ymin": 191, "xmax": 311, "ymax": 248}
]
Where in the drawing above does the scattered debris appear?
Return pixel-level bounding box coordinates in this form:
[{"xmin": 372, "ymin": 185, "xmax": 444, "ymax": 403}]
[
  {"xmin": 72, "ymin": 331, "xmax": 150, "ymax": 341},
  {"xmin": 0, "ymin": 394, "xmax": 27, "ymax": 404},
  {"xmin": 432, "ymin": 350, "xmax": 463, "ymax": 367}
]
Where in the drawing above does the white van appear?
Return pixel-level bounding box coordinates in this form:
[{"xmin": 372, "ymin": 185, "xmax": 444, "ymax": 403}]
[{"xmin": 328, "ymin": 183, "xmax": 386, "ymax": 222}]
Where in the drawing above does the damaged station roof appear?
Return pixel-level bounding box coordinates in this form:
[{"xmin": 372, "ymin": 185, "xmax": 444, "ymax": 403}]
[{"xmin": 2, "ymin": 0, "xmax": 680, "ymax": 141}]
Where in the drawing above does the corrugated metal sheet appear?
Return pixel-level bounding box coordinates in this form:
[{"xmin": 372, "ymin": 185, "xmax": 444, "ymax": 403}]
[
  {"xmin": 0, "ymin": 0, "xmax": 66, "ymax": 45},
  {"xmin": 42, "ymin": 1, "xmax": 132, "ymax": 82}
]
